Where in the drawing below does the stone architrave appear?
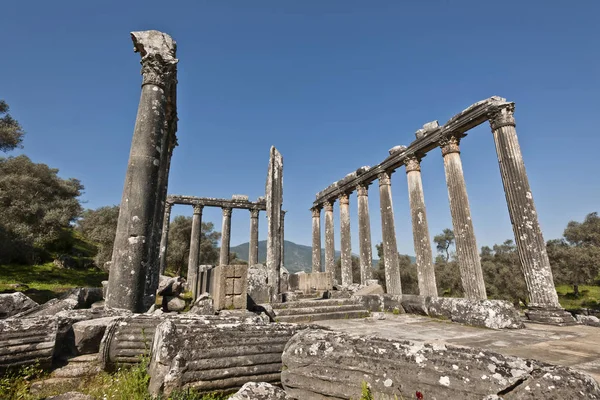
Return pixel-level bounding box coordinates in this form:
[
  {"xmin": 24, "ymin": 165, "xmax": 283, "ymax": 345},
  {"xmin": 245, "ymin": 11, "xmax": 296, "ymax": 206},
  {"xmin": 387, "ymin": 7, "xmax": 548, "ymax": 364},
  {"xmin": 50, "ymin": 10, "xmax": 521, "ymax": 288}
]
[
  {"xmin": 265, "ymin": 146, "xmax": 283, "ymax": 302},
  {"xmin": 106, "ymin": 30, "xmax": 178, "ymax": 312},
  {"xmin": 187, "ymin": 205, "xmax": 203, "ymax": 286},
  {"xmin": 249, "ymin": 209, "xmax": 260, "ymax": 266},
  {"xmin": 440, "ymin": 134, "xmax": 487, "ymax": 300},
  {"xmin": 356, "ymin": 183, "xmax": 372, "ymax": 285},
  {"xmin": 311, "ymin": 207, "xmax": 322, "ymax": 273},
  {"xmin": 378, "ymin": 171, "xmax": 402, "ymax": 295},
  {"xmin": 158, "ymin": 202, "xmax": 173, "ymax": 275},
  {"xmin": 323, "ymin": 201, "xmax": 336, "ymax": 276},
  {"xmin": 488, "ymin": 104, "xmax": 574, "ymax": 324},
  {"xmin": 404, "ymin": 155, "xmax": 437, "ymax": 297},
  {"xmin": 339, "ymin": 193, "xmax": 353, "ymax": 286},
  {"xmin": 219, "ymin": 207, "xmax": 232, "ymax": 266}
]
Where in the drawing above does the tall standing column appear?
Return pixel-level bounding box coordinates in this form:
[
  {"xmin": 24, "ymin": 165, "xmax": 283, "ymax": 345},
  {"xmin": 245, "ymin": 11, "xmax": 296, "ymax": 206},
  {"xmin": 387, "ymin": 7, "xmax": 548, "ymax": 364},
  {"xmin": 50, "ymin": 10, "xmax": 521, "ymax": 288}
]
[
  {"xmin": 440, "ymin": 135, "xmax": 486, "ymax": 300},
  {"xmin": 187, "ymin": 205, "xmax": 203, "ymax": 285},
  {"xmin": 489, "ymin": 104, "xmax": 573, "ymax": 323},
  {"xmin": 219, "ymin": 207, "xmax": 232, "ymax": 266},
  {"xmin": 356, "ymin": 183, "xmax": 373, "ymax": 285},
  {"xmin": 378, "ymin": 171, "xmax": 402, "ymax": 295},
  {"xmin": 106, "ymin": 30, "xmax": 178, "ymax": 312},
  {"xmin": 249, "ymin": 209, "xmax": 259, "ymax": 266},
  {"xmin": 324, "ymin": 201, "xmax": 336, "ymax": 276},
  {"xmin": 339, "ymin": 193, "xmax": 353, "ymax": 286},
  {"xmin": 311, "ymin": 207, "xmax": 322, "ymax": 273},
  {"xmin": 405, "ymin": 155, "xmax": 437, "ymax": 297},
  {"xmin": 280, "ymin": 210, "xmax": 286, "ymax": 268},
  {"xmin": 158, "ymin": 202, "xmax": 173, "ymax": 274},
  {"xmin": 266, "ymin": 147, "xmax": 283, "ymax": 302}
]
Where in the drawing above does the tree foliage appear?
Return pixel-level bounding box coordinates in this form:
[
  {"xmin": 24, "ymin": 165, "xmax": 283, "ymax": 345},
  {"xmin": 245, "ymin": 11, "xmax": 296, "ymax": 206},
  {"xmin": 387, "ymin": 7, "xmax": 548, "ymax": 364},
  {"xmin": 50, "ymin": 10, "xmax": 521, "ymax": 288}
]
[
  {"xmin": 76, "ymin": 205, "xmax": 120, "ymax": 269},
  {"xmin": 0, "ymin": 100, "xmax": 25, "ymax": 152},
  {"xmin": 433, "ymin": 228, "xmax": 455, "ymax": 262},
  {"xmin": 373, "ymin": 243, "xmax": 419, "ymax": 294},
  {"xmin": 0, "ymin": 155, "xmax": 83, "ymax": 264},
  {"xmin": 481, "ymin": 240, "xmax": 528, "ymax": 306}
]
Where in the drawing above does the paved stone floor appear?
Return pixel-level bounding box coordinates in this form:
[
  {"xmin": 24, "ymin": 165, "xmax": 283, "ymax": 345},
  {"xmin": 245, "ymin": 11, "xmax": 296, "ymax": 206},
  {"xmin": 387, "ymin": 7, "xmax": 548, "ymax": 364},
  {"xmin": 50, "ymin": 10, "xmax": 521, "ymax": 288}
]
[{"xmin": 316, "ymin": 314, "xmax": 600, "ymax": 383}]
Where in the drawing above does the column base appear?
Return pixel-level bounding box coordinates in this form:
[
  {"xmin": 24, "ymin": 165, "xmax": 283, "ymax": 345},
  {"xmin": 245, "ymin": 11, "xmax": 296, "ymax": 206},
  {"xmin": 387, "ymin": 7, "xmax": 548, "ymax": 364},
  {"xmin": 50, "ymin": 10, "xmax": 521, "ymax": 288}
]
[{"xmin": 525, "ymin": 306, "xmax": 576, "ymax": 326}]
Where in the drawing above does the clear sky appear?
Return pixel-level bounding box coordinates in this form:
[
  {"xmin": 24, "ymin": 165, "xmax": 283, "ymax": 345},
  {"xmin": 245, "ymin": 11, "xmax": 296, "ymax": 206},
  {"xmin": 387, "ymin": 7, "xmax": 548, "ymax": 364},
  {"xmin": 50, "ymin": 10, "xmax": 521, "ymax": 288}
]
[{"xmin": 2, "ymin": 1, "xmax": 599, "ymax": 257}]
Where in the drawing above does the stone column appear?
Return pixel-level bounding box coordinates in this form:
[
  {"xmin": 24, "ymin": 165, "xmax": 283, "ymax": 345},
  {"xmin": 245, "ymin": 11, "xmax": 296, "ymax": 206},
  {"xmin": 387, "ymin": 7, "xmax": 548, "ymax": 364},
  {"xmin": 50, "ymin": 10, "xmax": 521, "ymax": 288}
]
[
  {"xmin": 158, "ymin": 202, "xmax": 173, "ymax": 275},
  {"xmin": 266, "ymin": 146, "xmax": 283, "ymax": 302},
  {"xmin": 219, "ymin": 207, "xmax": 232, "ymax": 266},
  {"xmin": 440, "ymin": 135, "xmax": 487, "ymax": 300},
  {"xmin": 356, "ymin": 183, "xmax": 372, "ymax": 285},
  {"xmin": 249, "ymin": 209, "xmax": 259, "ymax": 266},
  {"xmin": 324, "ymin": 201, "xmax": 336, "ymax": 276},
  {"xmin": 488, "ymin": 104, "xmax": 573, "ymax": 324},
  {"xmin": 339, "ymin": 193, "xmax": 353, "ymax": 286},
  {"xmin": 106, "ymin": 30, "xmax": 178, "ymax": 312},
  {"xmin": 187, "ymin": 205, "xmax": 203, "ymax": 285},
  {"xmin": 405, "ymin": 155, "xmax": 437, "ymax": 297},
  {"xmin": 280, "ymin": 210, "xmax": 286, "ymax": 268},
  {"xmin": 311, "ymin": 207, "xmax": 322, "ymax": 273},
  {"xmin": 378, "ymin": 171, "xmax": 402, "ymax": 295}
]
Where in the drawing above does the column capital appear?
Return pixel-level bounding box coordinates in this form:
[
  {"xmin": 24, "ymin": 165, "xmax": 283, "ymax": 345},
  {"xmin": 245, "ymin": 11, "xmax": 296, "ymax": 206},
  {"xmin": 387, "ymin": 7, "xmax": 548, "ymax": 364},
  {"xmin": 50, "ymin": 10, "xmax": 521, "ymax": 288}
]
[
  {"xmin": 131, "ymin": 30, "xmax": 178, "ymax": 89},
  {"xmin": 192, "ymin": 204, "xmax": 204, "ymax": 215},
  {"xmin": 488, "ymin": 103, "xmax": 516, "ymax": 131},
  {"xmin": 324, "ymin": 201, "xmax": 334, "ymax": 212},
  {"xmin": 311, "ymin": 207, "xmax": 321, "ymax": 218},
  {"xmin": 404, "ymin": 154, "xmax": 421, "ymax": 173},
  {"xmin": 439, "ymin": 134, "xmax": 461, "ymax": 157},
  {"xmin": 356, "ymin": 182, "xmax": 370, "ymax": 197},
  {"xmin": 378, "ymin": 171, "xmax": 393, "ymax": 186},
  {"xmin": 165, "ymin": 201, "xmax": 173, "ymax": 211},
  {"xmin": 222, "ymin": 207, "xmax": 232, "ymax": 217},
  {"xmin": 250, "ymin": 208, "xmax": 260, "ymax": 218},
  {"xmin": 339, "ymin": 193, "xmax": 350, "ymax": 205}
]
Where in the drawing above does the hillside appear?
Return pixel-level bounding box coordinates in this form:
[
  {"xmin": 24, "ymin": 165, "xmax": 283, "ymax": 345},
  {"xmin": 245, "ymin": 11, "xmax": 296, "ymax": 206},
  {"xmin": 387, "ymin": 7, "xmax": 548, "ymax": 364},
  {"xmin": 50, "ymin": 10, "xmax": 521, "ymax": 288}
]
[{"xmin": 230, "ymin": 240, "xmax": 415, "ymax": 274}]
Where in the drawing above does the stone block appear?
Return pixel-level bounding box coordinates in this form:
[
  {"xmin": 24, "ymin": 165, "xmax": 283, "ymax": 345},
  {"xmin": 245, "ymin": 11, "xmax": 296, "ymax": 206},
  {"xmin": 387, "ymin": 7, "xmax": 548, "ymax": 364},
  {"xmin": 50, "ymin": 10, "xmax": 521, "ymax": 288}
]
[
  {"xmin": 230, "ymin": 382, "xmax": 292, "ymax": 400},
  {"xmin": 73, "ymin": 317, "xmax": 119, "ymax": 355},
  {"xmin": 11, "ymin": 288, "xmax": 103, "ymax": 319},
  {"xmin": 426, "ymin": 297, "xmax": 524, "ymax": 329},
  {"xmin": 400, "ymin": 294, "xmax": 428, "ymax": 316},
  {"xmin": 248, "ymin": 264, "xmax": 270, "ymax": 307},
  {"xmin": 212, "ymin": 264, "xmax": 248, "ymax": 311},
  {"xmin": 0, "ymin": 316, "xmax": 58, "ymax": 372},
  {"xmin": 577, "ymin": 314, "xmax": 600, "ymax": 327},
  {"xmin": 164, "ymin": 296, "xmax": 186, "ymax": 312},
  {"xmin": 0, "ymin": 292, "xmax": 38, "ymax": 319},
  {"xmin": 190, "ymin": 293, "xmax": 214, "ymax": 315},
  {"xmin": 157, "ymin": 275, "xmax": 185, "ymax": 296},
  {"xmin": 297, "ymin": 272, "xmax": 333, "ymax": 294},
  {"xmin": 354, "ymin": 284, "xmax": 384, "ymax": 296}
]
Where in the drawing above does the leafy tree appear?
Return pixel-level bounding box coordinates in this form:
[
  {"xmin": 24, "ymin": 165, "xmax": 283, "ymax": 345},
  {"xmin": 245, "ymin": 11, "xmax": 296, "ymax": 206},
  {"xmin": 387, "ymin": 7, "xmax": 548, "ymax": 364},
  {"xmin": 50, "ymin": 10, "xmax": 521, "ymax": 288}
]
[
  {"xmin": 433, "ymin": 228, "xmax": 455, "ymax": 262},
  {"xmin": 547, "ymin": 212, "xmax": 600, "ymax": 296},
  {"xmin": 481, "ymin": 240, "xmax": 528, "ymax": 306},
  {"xmin": 76, "ymin": 205, "xmax": 120, "ymax": 269},
  {"xmin": 0, "ymin": 100, "xmax": 25, "ymax": 152},
  {"xmin": 0, "ymin": 155, "xmax": 83, "ymax": 264},
  {"xmin": 334, "ymin": 255, "xmax": 360, "ymax": 284},
  {"xmin": 373, "ymin": 243, "xmax": 419, "ymax": 294},
  {"xmin": 434, "ymin": 255, "xmax": 463, "ymax": 297}
]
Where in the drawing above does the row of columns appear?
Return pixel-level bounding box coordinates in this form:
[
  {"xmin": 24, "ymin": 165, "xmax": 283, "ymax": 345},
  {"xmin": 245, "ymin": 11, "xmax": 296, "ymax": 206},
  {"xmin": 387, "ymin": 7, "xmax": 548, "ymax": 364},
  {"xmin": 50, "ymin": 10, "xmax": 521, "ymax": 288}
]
[{"xmin": 310, "ymin": 104, "xmax": 562, "ymax": 311}]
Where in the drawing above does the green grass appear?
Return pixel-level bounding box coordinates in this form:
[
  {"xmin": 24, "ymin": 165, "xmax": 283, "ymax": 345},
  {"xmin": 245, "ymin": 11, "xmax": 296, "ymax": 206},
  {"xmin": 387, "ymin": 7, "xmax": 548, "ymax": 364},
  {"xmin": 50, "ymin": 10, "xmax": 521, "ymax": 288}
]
[{"xmin": 556, "ymin": 284, "xmax": 600, "ymax": 311}]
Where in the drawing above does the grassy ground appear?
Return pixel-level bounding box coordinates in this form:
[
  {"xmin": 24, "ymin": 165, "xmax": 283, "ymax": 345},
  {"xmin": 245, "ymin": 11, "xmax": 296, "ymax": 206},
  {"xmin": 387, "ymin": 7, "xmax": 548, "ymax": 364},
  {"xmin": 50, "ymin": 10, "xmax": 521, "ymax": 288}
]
[
  {"xmin": 556, "ymin": 284, "xmax": 600, "ymax": 311},
  {"xmin": 0, "ymin": 262, "xmax": 107, "ymax": 304}
]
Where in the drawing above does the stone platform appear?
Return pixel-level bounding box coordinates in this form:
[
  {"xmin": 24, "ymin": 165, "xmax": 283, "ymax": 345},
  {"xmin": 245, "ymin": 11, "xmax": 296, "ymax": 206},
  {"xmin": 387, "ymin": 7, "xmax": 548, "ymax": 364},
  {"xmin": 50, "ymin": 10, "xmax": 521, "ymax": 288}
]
[{"xmin": 316, "ymin": 314, "xmax": 600, "ymax": 383}]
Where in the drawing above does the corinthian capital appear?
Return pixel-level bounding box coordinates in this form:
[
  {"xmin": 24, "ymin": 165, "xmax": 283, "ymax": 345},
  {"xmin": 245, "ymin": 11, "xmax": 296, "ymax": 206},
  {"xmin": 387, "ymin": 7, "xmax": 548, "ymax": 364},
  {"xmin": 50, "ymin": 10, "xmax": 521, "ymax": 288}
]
[
  {"xmin": 131, "ymin": 30, "xmax": 178, "ymax": 88},
  {"xmin": 404, "ymin": 154, "xmax": 421, "ymax": 173},
  {"xmin": 311, "ymin": 207, "xmax": 321, "ymax": 218},
  {"xmin": 439, "ymin": 135, "xmax": 461, "ymax": 157},
  {"xmin": 488, "ymin": 103, "xmax": 516, "ymax": 131},
  {"xmin": 192, "ymin": 204, "xmax": 204, "ymax": 215},
  {"xmin": 378, "ymin": 171, "xmax": 392, "ymax": 186},
  {"xmin": 324, "ymin": 201, "xmax": 334, "ymax": 212},
  {"xmin": 222, "ymin": 207, "xmax": 232, "ymax": 217},
  {"xmin": 339, "ymin": 193, "xmax": 350, "ymax": 206},
  {"xmin": 250, "ymin": 208, "xmax": 260, "ymax": 219},
  {"xmin": 356, "ymin": 183, "xmax": 369, "ymax": 197}
]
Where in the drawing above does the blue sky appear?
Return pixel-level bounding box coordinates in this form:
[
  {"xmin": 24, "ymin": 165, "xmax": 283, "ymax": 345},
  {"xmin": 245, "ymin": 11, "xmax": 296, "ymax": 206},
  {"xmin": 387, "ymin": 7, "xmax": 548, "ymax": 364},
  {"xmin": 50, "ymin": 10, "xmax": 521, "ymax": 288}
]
[{"xmin": 2, "ymin": 1, "xmax": 599, "ymax": 256}]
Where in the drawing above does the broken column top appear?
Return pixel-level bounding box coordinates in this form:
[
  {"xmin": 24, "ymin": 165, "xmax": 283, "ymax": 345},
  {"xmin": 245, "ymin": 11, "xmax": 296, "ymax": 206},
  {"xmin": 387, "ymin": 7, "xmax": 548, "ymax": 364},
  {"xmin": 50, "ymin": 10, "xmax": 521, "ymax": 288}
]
[{"xmin": 131, "ymin": 30, "xmax": 178, "ymax": 87}]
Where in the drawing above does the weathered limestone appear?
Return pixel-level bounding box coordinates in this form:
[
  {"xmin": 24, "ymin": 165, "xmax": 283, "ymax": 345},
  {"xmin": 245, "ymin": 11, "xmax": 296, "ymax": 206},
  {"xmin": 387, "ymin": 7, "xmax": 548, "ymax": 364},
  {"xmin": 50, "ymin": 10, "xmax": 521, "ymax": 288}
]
[
  {"xmin": 356, "ymin": 183, "xmax": 372, "ymax": 285},
  {"xmin": 106, "ymin": 30, "xmax": 178, "ymax": 312},
  {"xmin": 404, "ymin": 155, "xmax": 437, "ymax": 297},
  {"xmin": 211, "ymin": 264, "xmax": 248, "ymax": 311},
  {"xmin": 13, "ymin": 288, "xmax": 103, "ymax": 319},
  {"xmin": 339, "ymin": 193, "xmax": 352, "ymax": 286},
  {"xmin": 295, "ymin": 272, "xmax": 333, "ymax": 294},
  {"xmin": 266, "ymin": 146, "xmax": 283, "ymax": 302},
  {"xmin": 158, "ymin": 202, "xmax": 172, "ymax": 274},
  {"xmin": 440, "ymin": 134, "xmax": 487, "ymax": 300},
  {"xmin": 249, "ymin": 209, "xmax": 260, "ymax": 266},
  {"xmin": 247, "ymin": 264, "xmax": 269, "ymax": 306},
  {"xmin": 187, "ymin": 204, "xmax": 203, "ymax": 291},
  {"xmin": 281, "ymin": 329, "xmax": 600, "ymax": 400},
  {"xmin": 0, "ymin": 292, "xmax": 38, "ymax": 319},
  {"xmin": 323, "ymin": 201, "xmax": 336, "ymax": 276},
  {"xmin": 378, "ymin": 171, "xmax": 402, "ymax": 295},
  {"xmin": 230, "ymin": 382, "xmax": 292, "ymax": 400},
  {"xmin": 280, "ymin": 210, "xmax": 286, "ymax": 268},
  {"xmin": 0, "ymin": 317, "xmax": 58, "ymax": 372},
  {"xmin": 311, "ymin": 207, "xmax": 322, "ymax": 273},
  {"xmin": 219, "ymin": 207, "xmax": 232, "ymax": 266},
  {"xmin": 489, "ymin": 104, "xmax": 574, "ymax": 324},
  {"xmin": 72, "ymin": 317, "xmax": 120, "ymax": 355}
]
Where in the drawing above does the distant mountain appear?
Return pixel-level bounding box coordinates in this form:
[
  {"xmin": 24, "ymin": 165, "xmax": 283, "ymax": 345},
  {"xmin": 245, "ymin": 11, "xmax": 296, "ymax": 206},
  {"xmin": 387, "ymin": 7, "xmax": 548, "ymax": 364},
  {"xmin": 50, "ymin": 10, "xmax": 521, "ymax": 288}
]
[{"xmin": 230, "ymin": 240, "xmax": 415, "ymax": 274}]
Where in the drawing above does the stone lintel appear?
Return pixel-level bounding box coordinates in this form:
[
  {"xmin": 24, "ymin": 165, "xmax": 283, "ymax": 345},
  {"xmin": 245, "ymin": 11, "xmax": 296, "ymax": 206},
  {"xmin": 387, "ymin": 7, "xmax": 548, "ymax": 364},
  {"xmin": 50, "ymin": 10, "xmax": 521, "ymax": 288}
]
[{"xmin": 167, "ymin": 195, "xmax": 266, "ymax": 210}]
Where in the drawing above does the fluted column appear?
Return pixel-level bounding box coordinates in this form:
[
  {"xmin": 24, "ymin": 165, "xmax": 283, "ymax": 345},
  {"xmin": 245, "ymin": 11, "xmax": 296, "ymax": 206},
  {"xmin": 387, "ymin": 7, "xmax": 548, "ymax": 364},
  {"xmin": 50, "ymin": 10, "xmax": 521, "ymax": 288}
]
[
  {"xmin": 489, "ymin": 104, "xmax": 570, "ymax": 322},
  {"xmin": 158, "ymin": 202, "xmax": 173, "ymax": 274},
  {"xmin": 378, "ymin": 171, "xmax": 402, "ymax": 295},
  {"xmin": 356, "ymin": 184, "xmax": 372, "ymax": 284},
  {"xmin": 405, "ymin": 155, "xmax": 437, "ymax": 297},
  {"xmin": 249, "ymin": 209, "xmax": 259, "ymax": 266},
  {"xmin": 324, "ymin": 201, "xmax": 336, "ymax": 276},
  {"xmin": 339, "ymin": 193, "xmax": 353, "ymax": 286},
  {"xmin": 186, "ymin": 205, "xmax": 203, "ymax": 286},
  {"xmin": 219, "ymin": 207, "xmax": 232, "ymax": 266},
  {"xmin": 440, "ymin": 135, "xmax": 486, "ymax": 300},
  {"xmin": 311, "ymin": 207, "xmax": 322, "ymax": 273},
  {"xmin": 280, "ymin": 210, "xmax": 286, "ymax": 268}
]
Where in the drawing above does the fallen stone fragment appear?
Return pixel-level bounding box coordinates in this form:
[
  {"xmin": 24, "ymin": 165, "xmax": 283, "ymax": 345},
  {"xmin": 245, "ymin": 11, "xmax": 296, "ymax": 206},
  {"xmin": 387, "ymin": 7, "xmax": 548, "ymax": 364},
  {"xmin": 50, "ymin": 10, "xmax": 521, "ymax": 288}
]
[
  {"xmin": 230, "ymin": 382, "xmax": 292, "ymax": 400},
  {"xmin": 190, "ymin": 292, "xmax": 214, "ymax": 315},
  {"xmin": 281, "ymin": 329, "xmax": 600, "ymax": 400},
  {"xmin": 73, "ymin": 317, "xmax": 120, "ymax": 355},
  {"xmin": 0, "ymin": 317, "xmax": 58, "ymax": 372},
  {"xmin": 576, "ymin": 314, "xmax": 600, "ymax": 327},
  {"xmin": 354, "ymin": 283, "xmax": 384, "ymax": 296},
  {"xmin": 46, "ymin": 392, "xmax": 94, "ymax": 400},
  {"xmin": 157, "ymin": 275, "xmax": 185, "ymax": 296},
  {"xmin": 427, "ymin": 297, "xmax": 524, "ymax": 329},
  {"xmin": 0, "ymin": 292, "xmax": 38, "ymax": 319},
  {"xmin": 10, "ymin": 288, "xmax": 103, "ymax": 319},
  {"xmin": 163, "ymin": 296, "xmax": 186, "ymax": 312}
]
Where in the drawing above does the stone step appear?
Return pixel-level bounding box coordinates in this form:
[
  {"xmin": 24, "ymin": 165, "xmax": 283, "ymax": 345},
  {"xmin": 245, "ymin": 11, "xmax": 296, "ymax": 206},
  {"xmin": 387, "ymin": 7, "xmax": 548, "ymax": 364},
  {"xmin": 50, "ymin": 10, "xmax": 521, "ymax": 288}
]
[
  {"xmin": 51, "ymin": 354, "xmax": 101, "ymax": 378},
  {"xmin": 274, "ymin": 304, "xmax": 366, "ymax": 317},
  {"xmin": 275, "ymin": 310, "xmax": 370, "ymax": 324},
  {"xmin": 271, "ymin": 298, "xmax": 358, "ymax": 310}
]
